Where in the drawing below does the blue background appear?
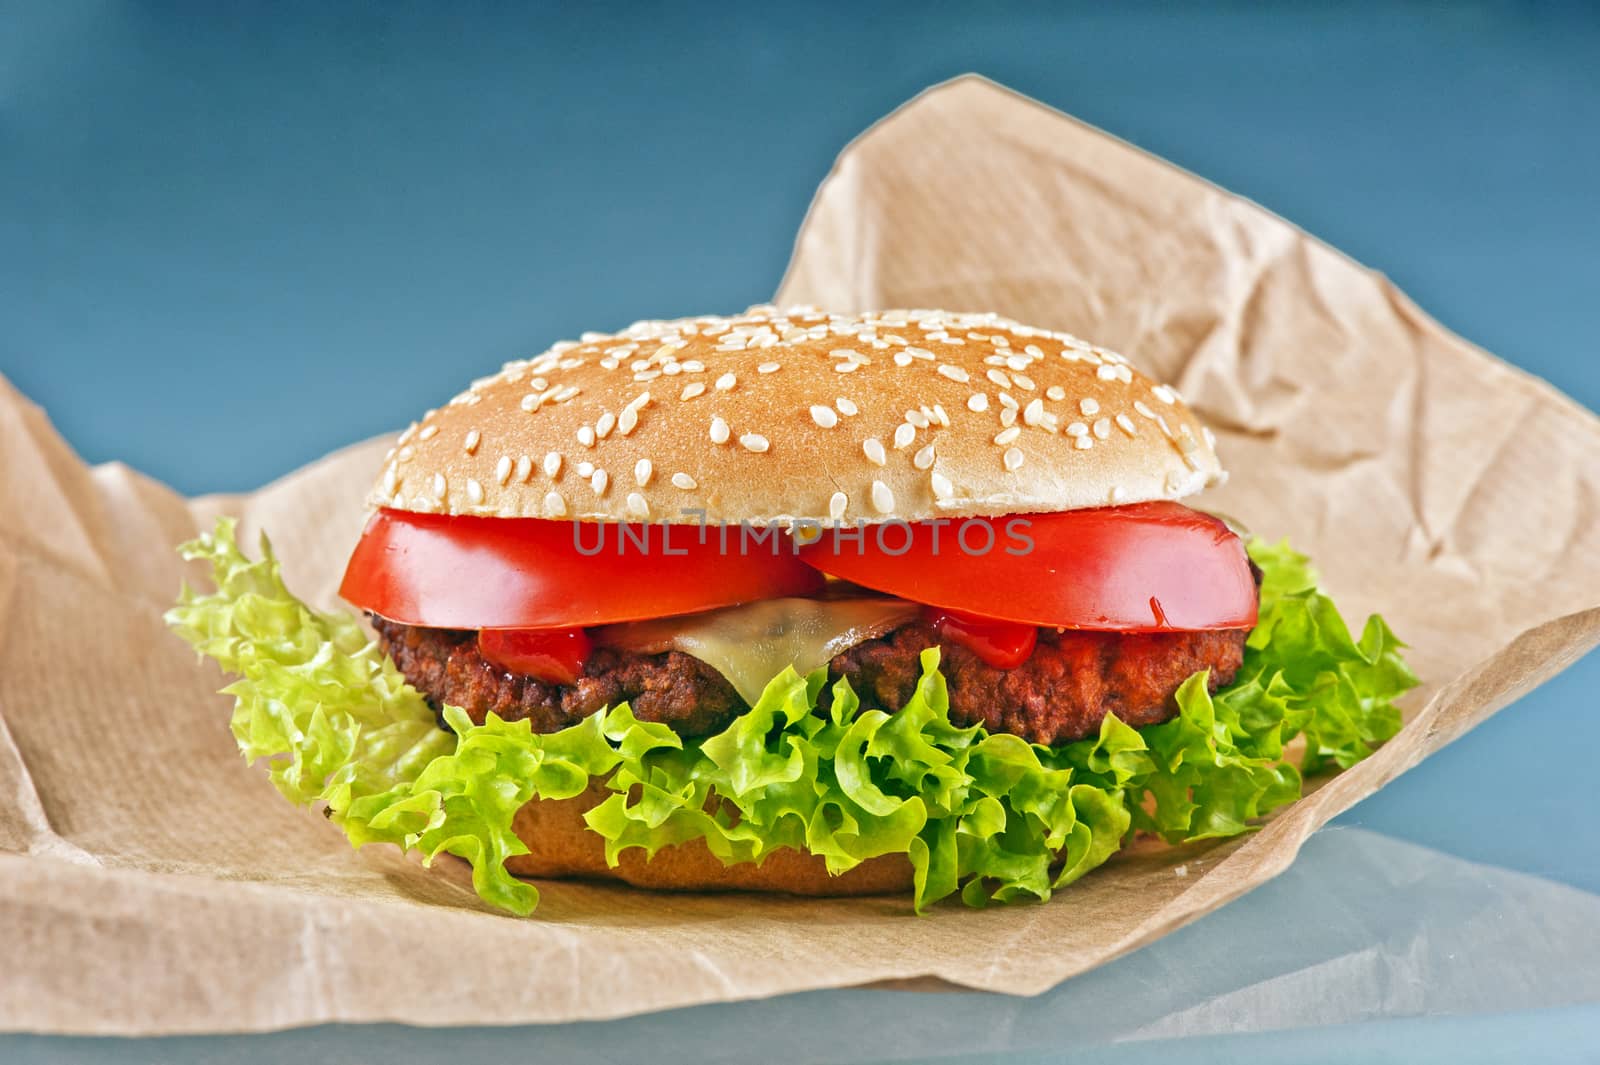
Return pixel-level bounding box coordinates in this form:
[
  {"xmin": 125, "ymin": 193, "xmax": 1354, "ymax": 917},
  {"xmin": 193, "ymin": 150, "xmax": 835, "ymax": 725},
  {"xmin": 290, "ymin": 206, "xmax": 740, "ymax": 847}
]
[{"xmin": 4, "ymin": 2, "xmax": 1598, "ymax": 1061}]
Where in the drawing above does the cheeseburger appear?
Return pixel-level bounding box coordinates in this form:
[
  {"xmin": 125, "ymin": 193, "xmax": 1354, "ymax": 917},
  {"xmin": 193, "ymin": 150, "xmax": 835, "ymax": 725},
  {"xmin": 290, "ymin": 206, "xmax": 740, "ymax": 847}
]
[{"xmin": 169, "ymin": 306, "xmax": 1413, "ymax": 914}]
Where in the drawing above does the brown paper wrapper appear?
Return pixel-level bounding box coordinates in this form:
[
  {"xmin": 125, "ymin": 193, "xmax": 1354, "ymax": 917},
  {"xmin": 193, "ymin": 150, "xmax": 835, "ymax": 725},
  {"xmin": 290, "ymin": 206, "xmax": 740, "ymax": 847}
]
[{"xmin": 2, "ymin": 76, "xmax": 1596, "ymax": 1035}]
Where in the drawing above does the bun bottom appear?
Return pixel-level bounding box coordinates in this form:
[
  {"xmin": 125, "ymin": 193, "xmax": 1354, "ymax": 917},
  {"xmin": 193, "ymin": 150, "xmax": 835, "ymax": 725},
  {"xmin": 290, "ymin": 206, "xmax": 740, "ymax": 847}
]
[{"xmin": 504, "ymin": 780, "xmax": 914, "ymax": 897}]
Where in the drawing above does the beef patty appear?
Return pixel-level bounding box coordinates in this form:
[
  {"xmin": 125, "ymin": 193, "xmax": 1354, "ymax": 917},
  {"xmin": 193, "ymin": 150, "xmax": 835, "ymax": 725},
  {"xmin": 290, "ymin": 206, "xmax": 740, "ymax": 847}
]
[{"xmin": 372, "ymin": 616, "xmax": 1248, "ymax": 747}]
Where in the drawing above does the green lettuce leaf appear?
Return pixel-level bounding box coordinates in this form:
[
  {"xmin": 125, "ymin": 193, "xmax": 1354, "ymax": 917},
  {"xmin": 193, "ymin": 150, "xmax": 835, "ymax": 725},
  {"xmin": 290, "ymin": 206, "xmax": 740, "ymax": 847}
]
[{"xmin": 167, "ymin": 520, "xmax": 1415, "ymax": 916}]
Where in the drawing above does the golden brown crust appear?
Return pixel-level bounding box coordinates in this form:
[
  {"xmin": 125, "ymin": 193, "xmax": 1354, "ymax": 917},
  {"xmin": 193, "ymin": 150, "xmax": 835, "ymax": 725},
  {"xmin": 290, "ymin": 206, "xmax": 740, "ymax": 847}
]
[
  {"xmin": 372, "ymin": 306, "xmax": 1224, "ymax": 525},
  {"xmin": 504, "ymin": 781, "xmax": 914, "ymax": 896}
]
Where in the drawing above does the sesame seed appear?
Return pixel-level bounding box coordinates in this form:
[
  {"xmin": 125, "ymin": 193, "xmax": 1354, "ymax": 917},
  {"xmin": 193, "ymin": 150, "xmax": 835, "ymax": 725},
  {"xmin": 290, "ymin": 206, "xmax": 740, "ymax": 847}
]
[
  {"xmin": 834, "ymin": 362, "xmax": 858, "ymax": 373},
  {"xmin": 1093, "ymin": 418, "xmax": 1111, "ymax": 439},
  {"xmin": 432, "ymin": 473, "xmax": 447, "ymax": 498},
  {"xmin": 544, "ymin": 451, "xmax": 563, "ymax": 478},
  {"xmin": 577, "ymin": 461, "xmax": 595, "ymax": 478},
  {"xmin": 715, "ymin": 372, "xmax": 737, "ymax": 391},
  {"xmin": 710, "ymin": 416, "xmax": 731, "ymax": 445},
  {"xmin": 576, "ymin": 425, "xmax": 596, "ymax": 447},
  {"xmin": 758, "ymin": 362, "xmax": 781, "ymax": 374},
  {"xmin": 870, "ymin": 480, "xmax": 895, "ymax": 514},
  {"xmin": 1011, "ymin": 374, "xmax": 1036, "ymax": 391},
  {"xmin": 913, "ymin": 443, "xmax": 935, "ymax": 469},
  {"xmin": 932, "ymin": 403, "xmax": 949, "ymax": 426},
  {"xmin": 1074, "ymin": 436, "xmax": 1094, "ymax": 450},
  {"xmin": 1066, "ymin": 421, "xmax": 1088, "ymax": 437},
  {"xmin": 1203, "ymin": 426, "xmax": 1217, "ymax": 448},
  {"xmin": 893, "ymin": 423, "xmax": 916, "ymax": 449},
  {"xmin": 997, "ymin": 391, "xmax": 1019, "ymax": 410},
  {"xmin": 463, "ymin": 429, "xmax": 481, "ymax": 454},
  {"xmin": 894, "ymin": 352, "xmax": 914, "ymax": 367},
  {"xmin": 1096, "ymin": 364, "xmax": 1118, "ymax": 381},
  {"xmin": 986, "ymin": 368, "xmax": 1011, "ymax": 388},
  {"xmin": 595, "ymin": 411, "xmax": 616, "ymax": 438},
  {"xmin": 592, "ymin": 469, "xmax": 609, "ymax": 495},
  {"xmin": 1003, "ymin": 447, "xmax": 1024, "ymax": 471},
  {"xmin": 1152, "ymin": 384, "xmax": 1178, "ymax": 404},
  {"xmin": 1134, "ymin": 400, "xmax": 1157, "ymax": 419},
  {"xmin": 994, "ymin": 426, "xmax": 1021, "ymax": 446},
  {"xmin": 1109, "ymin": 486, "xmax": 1126, "ymax": 503},
  {"xmin": 418, "ymin": 424, "xmax": 439, "ymax": 441},
  {"xmin": 634, "ymin": 459, "xmax": 653, "ymax": 486},
  {"xmin": 1023, "ymin": 398, "xmax": 1044, "ymax": 426},
  {"xmin": 967, "ymin": 393, "xmax": 990, "ymax": 412},
  {"xmin": 618, "ymin": 406, "xmax": 639, "ymax": 435},
  {"xmin": 828, "ymin": 491, "xmax": 847, "ymax": 520},
  {"xmin": 937, "ymin": 364, "xmax": 970, "ymax": 384},
  {"xmin": 1079, "ymin": 397, "xmax": 1100, "ymax": 416},
  {"xmin": 906, "ymin": 409, "xmax": 930, "ymax": 429},
  {"xmin": 830, "ymin": 348, "xmax": 859, "ymax": 359},
  {"xmin": 1000, "ymin": 407, "xmax": 1018, "ymax": 428},
  {"xmin": 1116, "ymin": 413, "xmax": 1137, "ymax": 436},
  {"xmin": 931, "ymin": 471, "xmax": 954, "ymax": 499},
  {"xmin": 681, "ymin": 360, "xmax": 705, "ymax": 373},
  {"xmin": 543, "ymin": 490, "xmax": 567, "ymax": 517},
  {"xmin": 671, "ymin": 472, "xmax": 697, "ymax": 490},
  {"xmin": 863, "ymin": 438, "xmax": 887, "ymax": 466},
  {"xmin": 810, "ymin": 404, "xmax": 838, "ymax": 428},
  {"xmin": 836, "ymin": 397, "xmax": 859, "ymax": 416},
  {"xmin": 466, "ymin": 479, "xmax": 484, "ymax": 505},
  {"xmin": 382, "ymin": 466, "xmax": 399, "ymax": 495},
  {"xmin": 494, "ymin": 455, "xmax": 513, "ymax": 485},
  {"xmin": 906, "ymin": 346, "xmax": 935, "ymax": 361},
  {"xmin": 1006, "ymin": 355, "xmax": 1029, "ymax": 371},
  {"xmin": 1046, "ymin": 385, "xmax": 1066, "ymax": 401},
  {"xmin": 520, "ymin": 393, "xmax": 541, "ymax": 412},
  {"xmin": 739, "ymin": 433, "xmax": 770, "ymax": 453},
  {"xmin": 626, "ymin": 492, "xmax": 650, "ymax": 518},
  {"xmin": 681, "ymin": 382, "xmax": 706, "ymax": 401}
]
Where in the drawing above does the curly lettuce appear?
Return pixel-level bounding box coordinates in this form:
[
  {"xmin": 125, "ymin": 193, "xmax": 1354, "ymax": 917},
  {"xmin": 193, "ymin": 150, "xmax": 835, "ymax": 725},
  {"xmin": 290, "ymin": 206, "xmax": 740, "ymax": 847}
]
[{"xmin": 166, "ymin": 520, "xmax": 1415, "ymax": 916}]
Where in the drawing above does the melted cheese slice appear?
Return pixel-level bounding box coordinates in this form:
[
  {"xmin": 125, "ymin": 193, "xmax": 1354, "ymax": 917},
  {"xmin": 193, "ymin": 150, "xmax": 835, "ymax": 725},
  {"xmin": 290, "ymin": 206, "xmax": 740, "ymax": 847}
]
[{"xmin": 596, "ymin": 597, "xmax": 921, "ymax": 705}]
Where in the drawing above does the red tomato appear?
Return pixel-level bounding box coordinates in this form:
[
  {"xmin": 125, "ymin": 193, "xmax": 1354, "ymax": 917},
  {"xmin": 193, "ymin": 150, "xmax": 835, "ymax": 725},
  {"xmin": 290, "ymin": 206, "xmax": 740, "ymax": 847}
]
[
  {"xmin": 339, "ymin": 509, "xmax": 825, "ymax": 629},
  {"xmin": 928, "ymin": 609, "xmax": 1038, "ymax": 669},
  {"xmin": 478, "ymin": 628, "xmax": 591, "ymax": 684},
  {"xmin": 798, "ymin": 502, "xmax": 1257, "ymax": 632}
]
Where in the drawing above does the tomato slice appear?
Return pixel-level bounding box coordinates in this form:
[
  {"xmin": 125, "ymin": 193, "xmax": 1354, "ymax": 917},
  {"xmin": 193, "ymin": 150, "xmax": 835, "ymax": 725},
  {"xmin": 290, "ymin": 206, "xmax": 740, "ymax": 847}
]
[
  {"xmin": 339, "ymin": 509, "xmax": 826, "ymax": 629},
  {"xmin": 928, "ymin": 609, "xmax": 1038, "ymax": 669},
  {"xmin": 478, "ymin": 628, "xmax": 591, "ymax": 684},
  {"xmin": 798, "ymin": 502, "xmax": 1257, "ymax": 632}
]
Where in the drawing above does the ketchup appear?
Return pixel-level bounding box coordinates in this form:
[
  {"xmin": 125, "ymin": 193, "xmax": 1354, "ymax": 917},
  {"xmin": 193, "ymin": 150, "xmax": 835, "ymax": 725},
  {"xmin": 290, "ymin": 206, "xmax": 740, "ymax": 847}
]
[
  {"xmin": 926, "ymin": 608, "xmax": 1037, "ymax": 670},
  {"xmin": 478, "ymin": 628, "xmax": 592, "ymax": 685}
]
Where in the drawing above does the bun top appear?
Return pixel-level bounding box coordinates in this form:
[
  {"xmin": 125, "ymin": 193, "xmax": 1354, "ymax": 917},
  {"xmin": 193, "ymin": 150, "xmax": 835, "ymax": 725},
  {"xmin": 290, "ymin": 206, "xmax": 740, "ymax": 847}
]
[{"xmin": 371, "ymin": 306, "xmax": 1225, "ymax": 525}]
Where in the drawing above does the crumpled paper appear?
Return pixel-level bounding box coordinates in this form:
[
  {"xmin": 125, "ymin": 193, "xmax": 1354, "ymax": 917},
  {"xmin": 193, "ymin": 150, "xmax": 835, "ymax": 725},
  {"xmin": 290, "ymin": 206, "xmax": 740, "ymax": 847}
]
[{"xmin": 1, "ymin": 75, "xmax": 1596, "ymax": 1035}]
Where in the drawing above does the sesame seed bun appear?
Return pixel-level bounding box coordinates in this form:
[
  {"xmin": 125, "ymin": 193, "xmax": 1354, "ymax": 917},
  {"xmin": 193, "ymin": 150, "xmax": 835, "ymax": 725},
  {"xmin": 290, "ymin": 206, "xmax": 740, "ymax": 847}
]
[{"xmin": 372, "ymin": 306, "xmax": 1224, "ymax": 524}]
